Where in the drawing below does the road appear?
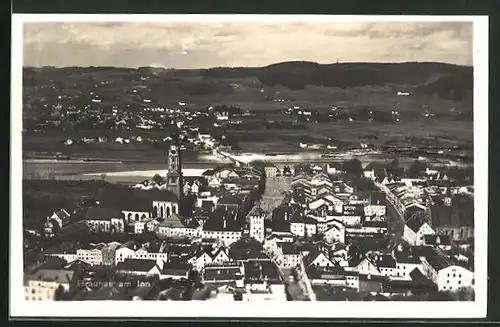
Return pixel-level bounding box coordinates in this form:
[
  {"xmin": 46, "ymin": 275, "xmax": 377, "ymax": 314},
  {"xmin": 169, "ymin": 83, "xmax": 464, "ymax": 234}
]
[
  {"xmin": 385, "ymin": 194, "xmax": 405, "ymax": 250},
  {"xmin": 280, "ymin": 267, "xmax": 311, "ymax": 301}
]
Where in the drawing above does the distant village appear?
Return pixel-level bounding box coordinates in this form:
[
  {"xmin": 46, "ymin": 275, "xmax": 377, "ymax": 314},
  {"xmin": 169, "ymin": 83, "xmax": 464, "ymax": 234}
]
[{"xmin": 23, "ymin": 138, "xmax": 475, "ymax": 302}]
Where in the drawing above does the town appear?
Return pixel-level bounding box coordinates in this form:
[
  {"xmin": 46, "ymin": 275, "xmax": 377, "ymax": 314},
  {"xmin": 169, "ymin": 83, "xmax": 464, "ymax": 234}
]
[{"xmin": 23, "ymin": 134, "xmax": 475, "ymax": 302}]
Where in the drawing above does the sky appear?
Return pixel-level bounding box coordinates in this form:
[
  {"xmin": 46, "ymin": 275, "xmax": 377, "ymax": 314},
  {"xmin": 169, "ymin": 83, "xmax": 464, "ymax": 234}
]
[{"xmin": 22, "ymin": 20, "xmax": 473, "ymax": 68}]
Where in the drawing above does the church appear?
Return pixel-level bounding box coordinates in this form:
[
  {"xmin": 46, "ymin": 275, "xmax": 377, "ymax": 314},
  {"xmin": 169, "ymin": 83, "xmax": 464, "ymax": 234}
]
[{"xmin": 152, "ymin": 137, "xmax": 184, "ymax": 219}]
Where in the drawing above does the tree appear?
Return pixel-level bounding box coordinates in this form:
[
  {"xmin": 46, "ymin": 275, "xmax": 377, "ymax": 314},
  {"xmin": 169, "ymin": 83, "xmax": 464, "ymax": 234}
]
[
  {"xmin": 342, "ymin": 159, "xmax": 363, "ymax": 177},
  {"xmin": 152, "ymin": 174, "xmax": 165, "ymax": 185},
  {"xmin": 407, "ymin": 160, "xmax": 427, "ymax": 178},
  {"xmin": 391, "ymin": 158, "xmax": 400, "ymax": 168},
  {"xmin": 54, "ymin": 285, "xmax": 68, "ymax": 301}
]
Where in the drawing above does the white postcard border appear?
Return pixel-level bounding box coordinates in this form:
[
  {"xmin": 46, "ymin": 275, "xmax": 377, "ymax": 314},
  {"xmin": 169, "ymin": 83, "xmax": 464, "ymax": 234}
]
[{"xmin": 10, "ymin": 14, "xmax": 488, "ymax": 319}]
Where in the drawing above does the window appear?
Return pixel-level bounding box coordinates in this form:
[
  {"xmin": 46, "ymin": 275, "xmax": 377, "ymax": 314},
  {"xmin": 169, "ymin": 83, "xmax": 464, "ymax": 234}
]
[{"xmin": 458, "ymin": 281, "xmax": 461, "ymax": 285}]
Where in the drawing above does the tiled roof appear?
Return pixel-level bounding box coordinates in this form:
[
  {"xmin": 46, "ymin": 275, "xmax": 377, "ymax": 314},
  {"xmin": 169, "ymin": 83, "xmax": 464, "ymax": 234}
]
[
  {"xmin": 85, "ymin": 207, "xmax": 121, "ymax": 221},
  {"xmin": 116, "ymin": 259, "xmax": 158, "ymax": 272},
  {"xmin": 203, "ymin": 265, "xmax": 242, "ymax": 281},
  {"xmin": 218, "ymin": 195, "xmax": 243, "ymax": 205},
  {"xmin": 370, "ymin": 192, "xmax": 386, "ymax": 206},
  {"xmin": 161, "ymin": 262, "xmax": 192, "ymax": 275},
  {"xmin": 431, "ymin": 196, "xmax": 474, "ymax": 228},
  {"xmin": 424, "ymin": 248, "xmax": 452, "ymax": 271},
  {"xmin": 280, "ymin": 243, "xmax": 300, "ymax": 255},
  {"xmin": 158, "ymin": 213, "xmax": 185, "ymax": 228},
  {"xmin": 406, "ymin": 215, "xmax": 426, "ymax": 233},
  {"xmin": 27, "ymin": 269, "xmax": 75, "ymax": 284}
]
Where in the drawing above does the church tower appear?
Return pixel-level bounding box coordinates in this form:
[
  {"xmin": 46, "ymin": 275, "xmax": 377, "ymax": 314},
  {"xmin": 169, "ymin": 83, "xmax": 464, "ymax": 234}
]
[{"xmin": 166, "ymin": 141, "xmax": 183, "ymax": 203}]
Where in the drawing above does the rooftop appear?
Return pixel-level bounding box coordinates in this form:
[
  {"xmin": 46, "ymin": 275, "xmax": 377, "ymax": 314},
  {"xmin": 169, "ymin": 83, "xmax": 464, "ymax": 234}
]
[
  {"xmin": 116, "ymin": 258, "xmax": 158, "ymax": 272},
  {"xmin": 84, "ymin": 207, "xmax": 121, "ymax": 221}
]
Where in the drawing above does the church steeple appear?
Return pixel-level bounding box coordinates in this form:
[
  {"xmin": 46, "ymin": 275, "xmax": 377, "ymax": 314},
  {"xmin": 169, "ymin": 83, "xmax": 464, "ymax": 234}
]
[{"xmin": 166, "ymin": 132, "xmax": 183, "ymax": 203}]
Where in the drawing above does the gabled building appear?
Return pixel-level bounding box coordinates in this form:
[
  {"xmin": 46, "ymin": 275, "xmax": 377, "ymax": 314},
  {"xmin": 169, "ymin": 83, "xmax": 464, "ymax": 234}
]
[
  {"xmin": 403, "ymin": 212, "xmax": 435, "ymax": 246},
  {"xmin": 84, "ymin": 207, "xmax": 123, "ymax": 233}
]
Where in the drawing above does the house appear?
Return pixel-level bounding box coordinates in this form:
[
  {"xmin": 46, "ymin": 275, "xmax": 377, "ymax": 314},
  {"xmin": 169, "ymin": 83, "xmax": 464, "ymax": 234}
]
[
  {"xmin": 302, "ymin": 250, "xmax": 336, "ymax": 268},
  {"xmin": 308, "ymin": 194, "xmax": 345, "ymax": 215},
  {"xmin": 248, "ymin": 206, "xmax": 266, "ymax": 243},
  {"xmin": 84, "ymin": 207, "xmax": 123, "ymax": 233},
  {"xmin": 216, "ymin": 195, "xmax": 242, "ymax": 211},
  {"xmin": 24, "ymin": 269, "xmax": 77, "ymax": 301},
  {"xmin": 160, "ymin": 262, "xmax": 192, "ymax": 280},
  {"xmin": 76, "ymin": 243, "xmax": 104, "ymax": 266},
  {"xmin": 306, "ymin": 265, "xmax": 360, "ymax": 290},
  {"xmin": 346, "ymin": 220, "xmax": 388, "ymax": 239},
  {"xmin": 203, "ymin": 263, "xmax": 243, "ymax": 284},
  {"xmin": 279, "ymin": 243, "xmax": 302, "ymax": 268},
  {"xmin": 116, "ymin": 258, "xmax": 162, "ymax": 277},
  {"xmin": 263, "ymin": 162, "xmax": 279, "ymax": 178},
  {"xmin": 115, "ymin": 242, "xmax": 169, "ymax": 266},
  {"xmin": 156, "ymin": 213, "xmax": 198, "ymax": 239},
  {"xmin": 44, "ymin": 243, "xmax": 78, "ymax": 264},
  {"xmin": 356, "ymin": 256, "xmax": 382, "ymax": 276},
  {"xmin": 403, "ymin": 212, "xmax": 435, "ymax": 246},
  {"xmin": 421, "ymin": 248, "xmax": 474, "ymax": 292},
  {"xmin": 322, "ymin": 220, "xmax": 346, "ymax": 244},
  {"xmin": 394, "ymin": 252, "xmax": 425, "ymax": 281},
  {"xmin": 201, "ymin": 209, "xmax": 243, "ymax": 247},
  {"xmin": 431, "ymin": 197, "xmax": 474, "ymax": 241},
  {"xmin": 422, "ymin": 234, "xmax": 453, "ymax": 251},
  {"xmin": 364, "ymin": 192, "xmax": 387, "ymax": 217},
  {"xmin": 188, "ymin": 249, "xmax": 215, "ymax": 272},
  {"xmin": 47, "ymin": 209, "xmax": 71, "ymax": 229},
  {"xmin": 145, "ymin": 218, "xmax": 161, "ymax": 233}
]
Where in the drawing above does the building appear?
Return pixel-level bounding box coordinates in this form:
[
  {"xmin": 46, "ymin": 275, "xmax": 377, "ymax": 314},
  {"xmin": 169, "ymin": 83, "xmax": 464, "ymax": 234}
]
[
  {"xmin": 24, "ymin": 269, "xmax": 76, "ymax": 301},
  {"xmin": 114, "ymin": 241, "xmax": 168, "ymax": 266},
  {"xmin": 84, "ymin": 207, "xmax": 123, "ymax": 233},
  {"xmin": 165, "ymin": 142, "xmax": 184, "ymax": 204},
  {"xmin": 115, "ymin": 258, "xmax": 162, "ymax": 276},
  {"xmin": 156, "ymin": 213, "xmax": 200, "ymax": 239},
  {"xmin": 76, "ymin": 243, "xmax": 104, "ymax": 266},
  {"xmin": 421, "ymin": 248, "xmax": 474, "ymax": 292},
  {"xmin": 248, "ymin": 206, "xmax": 266, "ymax": 243},
  {"xmin": 279, "ymin": 243, "xmax": 302, "ymax": 268},
  {"xmin": 403, "ymin": 212, "xmax": 435, "ymax": 246},
  {"xmin": 431, "ymin": 196, "xmax": 474, "ymax": 241},
  {"xmin": 364, "ymin": 192, "xmax": 387, "ymax": 217},
  {"xmin": 153, "ymin": 193, "xmax": 180, "ymax": 220},
  {"xmin": 322, "ymin": 220, "xmax": 346, "ymax": 244},
  {"xmin": 263, "ymin": 162, "xmax": 279, "ymax": 178},
  {"xmin": 203, "ymin": 263, "xmax": 244, "ymax": 284},
  {"xmin": 160, "ymin": 262, "xmax": 192, "ymax": 280}
]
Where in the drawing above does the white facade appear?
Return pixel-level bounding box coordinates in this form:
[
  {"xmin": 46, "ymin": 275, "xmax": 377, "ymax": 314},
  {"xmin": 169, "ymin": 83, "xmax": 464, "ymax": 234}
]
[
  {"xmin": 122, "ymin": 210, "xmax": 151, "ymax": 224},
  {"xmin": 188, "ymin": 252, "xmax": 213, "ymax": 272},
  {"xmin": 153, "ymin": 200, "xmax": 179, "ymax": 219},
  {"xmin": 133, "ymin": 221, "xmax": 146, "ymax": 234},
  {"xmin": 290, "ymin": 222, "xmax": 305, "ymax": 237},
  {"xmin": 323, "ymin": 224, "xmax": 345, "ymax": 244},
  {"xmin": 86, "ymin": 219, "xmax": 111, "ymax": 232},
  {"xmin": 46, "ymin": 253, "xmax": 78, "ymax": 263},
  {"xmin": 356, "ymin": 258, "xmax": 381, "ymax": 276},
  {"xmin": 24, "ymin": 276, "xmax": 72, "ymax": 301},
  {"xmin": 403, "ymin": 222, "xmax": 435, "ymax": 246},
  {"xmin": 201, "ymin": 230, "xmax": 242, "ymax": 247},
  {"xmin": 114, "ymin": 246, "xmax": 168, "ymax": 266},
  {"xmin": 437, "ymin": 266, "xmax": 474, "ymax": 292},
  {"xmin": 77, "ymin": 248, "xmax": 103, "ymax": 266},
  {"xmin": 249, "ymin": 214, "xmax": 265, "ymax": 243},
  {"xmin": 309, "ymin": 252, "xmax": 335, "ymax": 267},
  {"xmin": 364, "ymin": 204, "xmax": 387, "ymax": 217},
  {"xmin": 157, "ymin": 226, "xmax": 201, "ymax": 239}
]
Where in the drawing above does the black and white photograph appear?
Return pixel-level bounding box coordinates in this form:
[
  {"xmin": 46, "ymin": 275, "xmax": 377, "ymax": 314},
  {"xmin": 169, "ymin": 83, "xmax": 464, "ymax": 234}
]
[{"xmin": 10, "ymin": 14, "xmax": 488, "ymax": 319}]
